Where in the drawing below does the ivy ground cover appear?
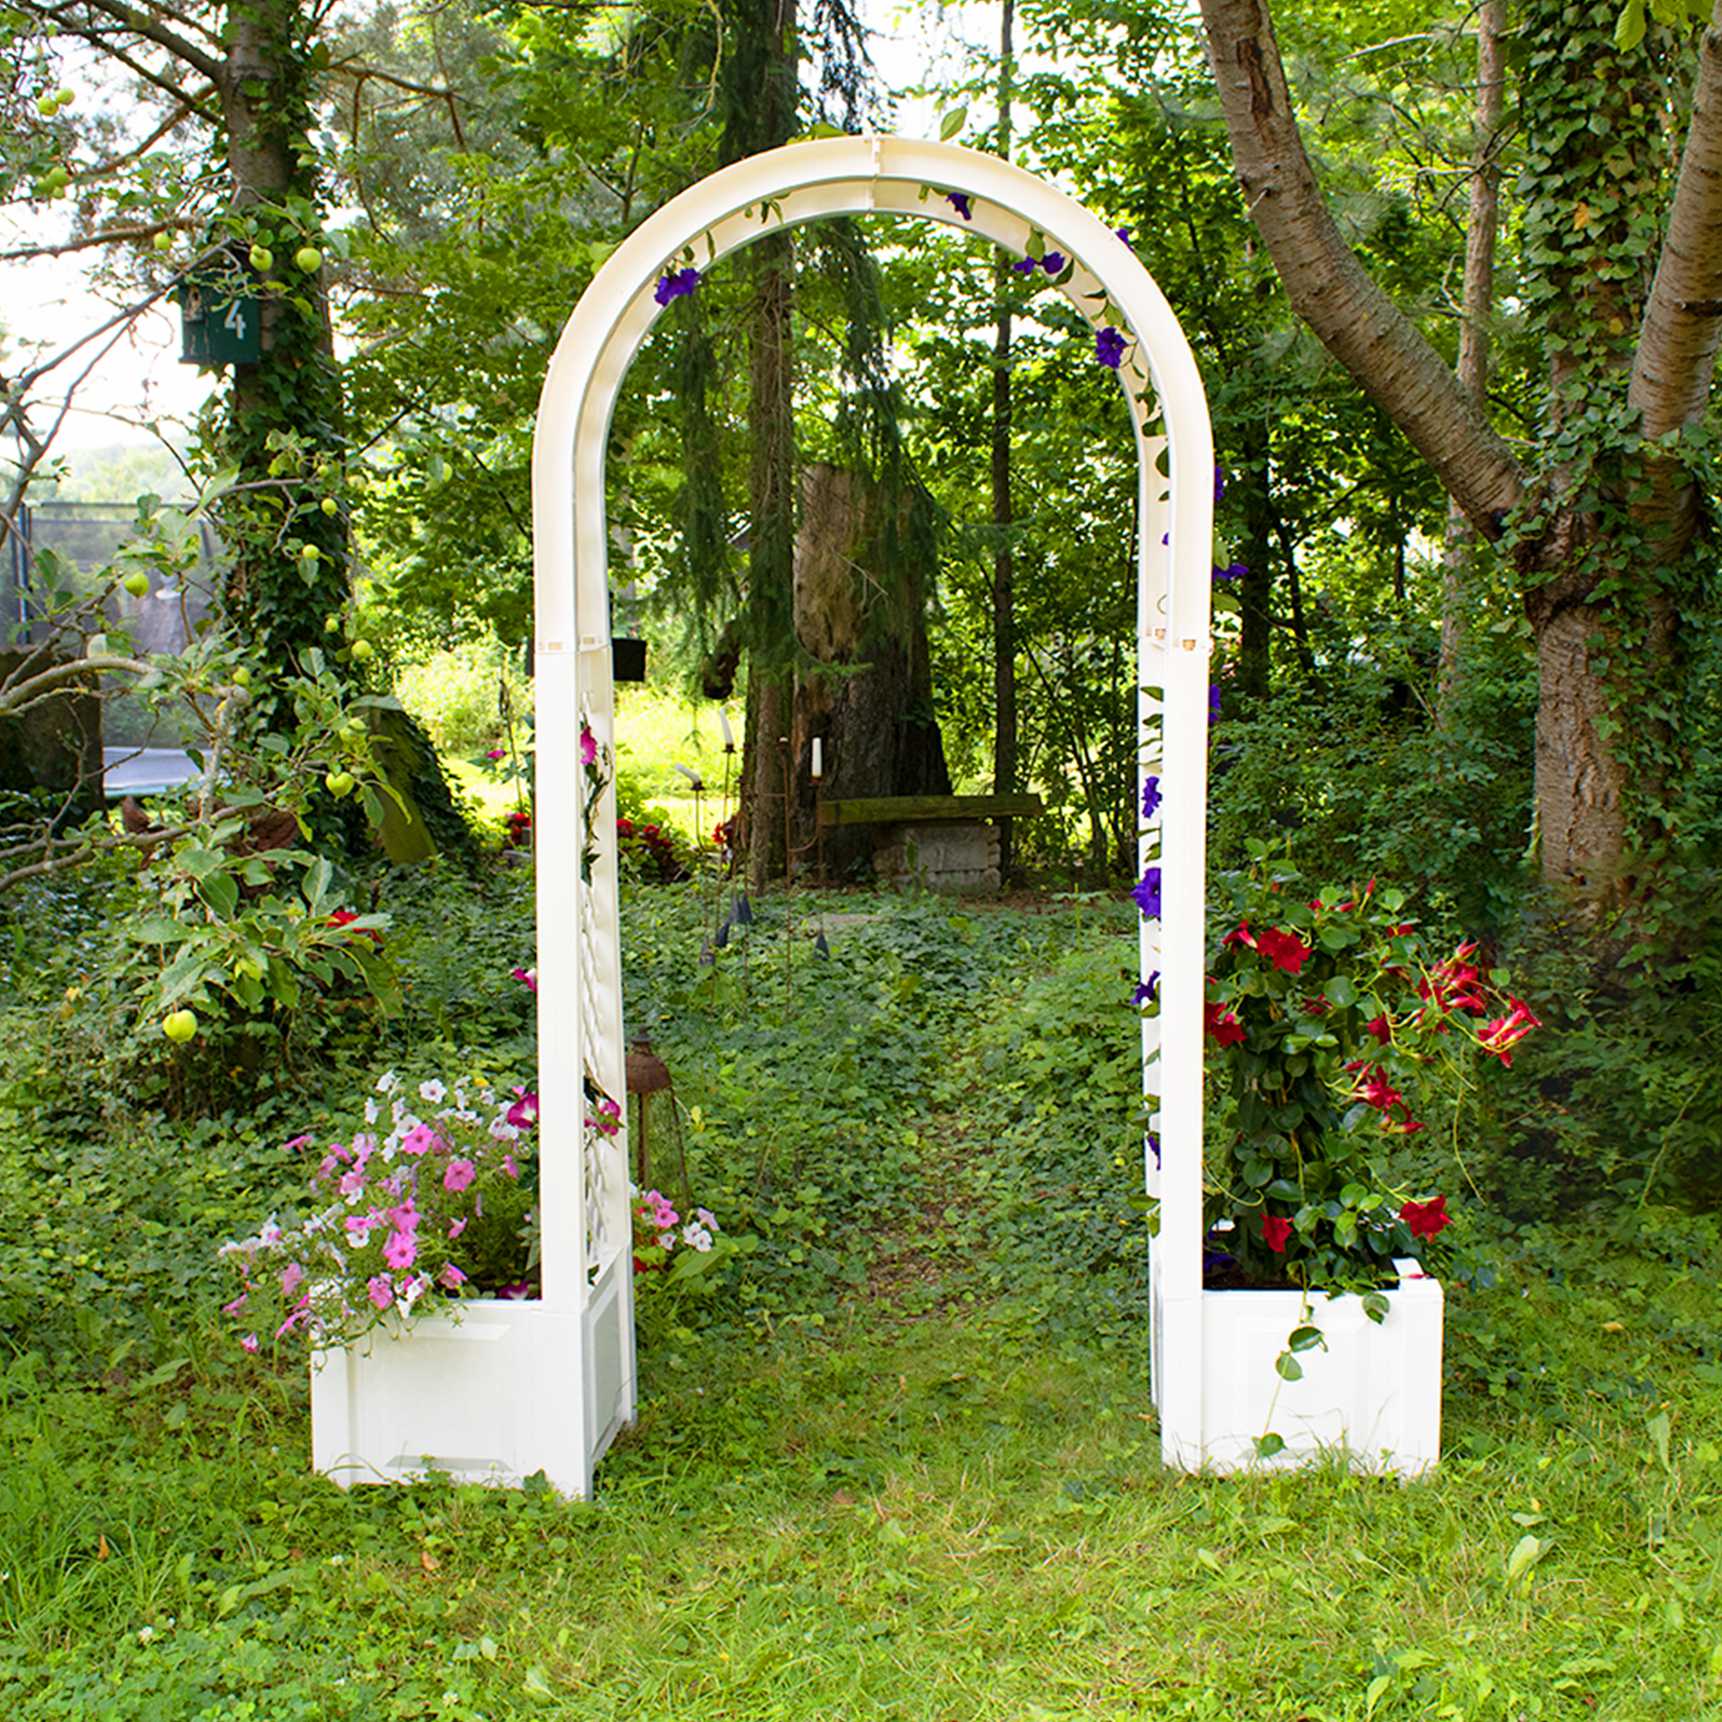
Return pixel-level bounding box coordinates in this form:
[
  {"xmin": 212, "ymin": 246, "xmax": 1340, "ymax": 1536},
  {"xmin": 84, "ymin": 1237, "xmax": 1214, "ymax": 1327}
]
[{"xmin": 1, "ymin": 874, "xmax": 1719, "ymax": 1719}]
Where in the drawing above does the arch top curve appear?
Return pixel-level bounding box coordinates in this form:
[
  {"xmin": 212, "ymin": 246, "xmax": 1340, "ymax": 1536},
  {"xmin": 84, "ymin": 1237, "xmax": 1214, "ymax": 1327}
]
[{"xmin": 531, "ymin": 135, "xmax": 1214, "ymax": 651}]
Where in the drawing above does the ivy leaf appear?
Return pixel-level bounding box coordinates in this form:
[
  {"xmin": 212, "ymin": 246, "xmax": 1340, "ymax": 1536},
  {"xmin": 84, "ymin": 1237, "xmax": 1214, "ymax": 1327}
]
[
  {"xmin": 939, "ymin": 106, "xmax": 967, "ymax": 141},
  {"xmin": 1275, "ymin": 1351, "xmax": 1304, "ymax": 1381},
  {"xmin": 1287, "ymin": 1324, "xmax": 1325, "ymax": 1353},
  {"xmin": 1614, "ymin": 0, "xmax": 1646, "ymax": 49}
]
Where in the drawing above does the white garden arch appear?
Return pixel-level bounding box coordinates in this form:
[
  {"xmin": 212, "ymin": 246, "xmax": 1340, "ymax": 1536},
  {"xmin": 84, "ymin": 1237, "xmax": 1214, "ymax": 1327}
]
[
  {"xmin": 531, "ymin": 136, "xmax": 1213, "ymax": 1492},
  {"xmin": 312, "ymin": 137, "xmax": 1225, "ymax": 1495}
]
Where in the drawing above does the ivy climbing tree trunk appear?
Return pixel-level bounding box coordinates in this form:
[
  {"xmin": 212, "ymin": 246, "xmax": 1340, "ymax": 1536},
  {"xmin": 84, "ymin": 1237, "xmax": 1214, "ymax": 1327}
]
[
  {"xmin": 1196, "ymin": 0, "xmax": 1722, "ymax": 912},
  {"xmin": 218, "ymin": 0, "xmax": 350, "ymax": 669}
]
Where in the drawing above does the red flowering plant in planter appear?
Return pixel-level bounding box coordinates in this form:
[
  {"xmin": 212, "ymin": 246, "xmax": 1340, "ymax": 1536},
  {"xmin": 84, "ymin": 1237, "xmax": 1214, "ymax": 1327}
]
[{"xmin": 1155, "ymin": 845, "xmax": 1541, "ymax": 1312}]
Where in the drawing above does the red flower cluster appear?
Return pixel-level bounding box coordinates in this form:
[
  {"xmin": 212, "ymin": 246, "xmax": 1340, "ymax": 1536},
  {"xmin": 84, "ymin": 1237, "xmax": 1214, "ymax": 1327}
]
[
  {"xmin": 505, "ymin": 807, "xmax": 532, "ymax": 848},
  {"xmin": 328, "ymin": 908, "xmax": 383, "ymax": 946},
  {"xmin": 1479, "ymin": 997, "xmax": 1542, "ymax": 1067},
  {"xmin": 1204, "ymin": 1000, "xmax": 1246, "ymax": 1047},
  {"xmin": 1419, "ymin": 941, "xmax": 1487, "ymax": 1018},
  {"xmin": 1345, "ymin": 1060, "xmax": 1424, "ymax": 1135},
  {"xmin": 1400, "ymin": 1195, "xmax": 1451, "ymax": 1239},
  {"xmin": 1260, "ymin": 1213, "xmax": 1293, "ymax": 1253},
  {"xmin": 1222, "ymin": 922, "xmax": 1311, "ymax": 975},
  {"xmin": 617, "ymin": 817, "xmax": 687, "ymax": 883}
]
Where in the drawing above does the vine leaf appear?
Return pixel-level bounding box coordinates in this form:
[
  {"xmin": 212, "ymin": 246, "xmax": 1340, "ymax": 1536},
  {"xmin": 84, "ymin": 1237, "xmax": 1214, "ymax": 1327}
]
[{"xmin": 939, "ymin": 106, "xmax": 967, "ymax": 141}]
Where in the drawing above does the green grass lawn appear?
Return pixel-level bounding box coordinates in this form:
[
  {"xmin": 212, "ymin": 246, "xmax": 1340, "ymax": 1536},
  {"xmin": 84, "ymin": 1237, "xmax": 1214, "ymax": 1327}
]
[{"xmin": 2, "ymin": 877, "xmax": 1719, "ymax": 1718}]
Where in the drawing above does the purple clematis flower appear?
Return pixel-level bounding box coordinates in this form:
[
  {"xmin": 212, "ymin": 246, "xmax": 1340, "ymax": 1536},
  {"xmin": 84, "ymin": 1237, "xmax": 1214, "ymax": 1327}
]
[
  {"xmin": 1209, "ymin": 684, "xmax": 1222, "ymax": 721},
  {"xmin": 1214, "ymin": 464, "xmax": 1227, "ymax": 503},
  {"xmin": 1132, "ymin": 865, "xmax": 1162, "ymax": 919},
  {"xmin": 1095, "ymin": 326, "xmax": 1126, "ymax": 369},
  {"xmin": 947, "ymin": 192, "xmax": 972, "ymax": 220},
  {"xmin": 1133, "ymin": 971, "xmax": 1160, "ymax": 1007},
  {"xmin": 654, "ymin": 267, "xmax": 701, "ymax": 306},
  {"xmin": 1214, "ymin": 562, "xmax": 1247, "ymax": 584},
  {"xmin": 1011, "ymin": 255, "xmax": 1038, "ymax": 274},
  {"xmin": 1116, "ymin": 226, "xmax": 1134, "ymax": 247},
  {"xmin": 1147, "ymin": 1131, "xmax": 1162, "ymax": 1168},
  {"xmin": 1040, "ymin": 250, "xmax": 1066, "ymax": 274},
  {"xmin": 1141, "ymin": 774, "xmax": 1161, "ymax": 820}
]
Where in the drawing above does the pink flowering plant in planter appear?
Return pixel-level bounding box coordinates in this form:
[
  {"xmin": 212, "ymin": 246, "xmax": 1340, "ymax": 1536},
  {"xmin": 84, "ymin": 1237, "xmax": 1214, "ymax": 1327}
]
[{"xmin": 218, "ymin": 1070, "xmax": 541, "ymax": 1351}]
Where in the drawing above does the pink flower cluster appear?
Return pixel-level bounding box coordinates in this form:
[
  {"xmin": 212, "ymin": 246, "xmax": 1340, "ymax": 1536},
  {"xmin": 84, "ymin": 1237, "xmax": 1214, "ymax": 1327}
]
[
  {"xmin": 218, "ymin": 1068, "xmax": 541, "ymax": 1353},
  {"xmin": 631, "ymin": 1188, "xmax": 719, "ymax": 1274}
]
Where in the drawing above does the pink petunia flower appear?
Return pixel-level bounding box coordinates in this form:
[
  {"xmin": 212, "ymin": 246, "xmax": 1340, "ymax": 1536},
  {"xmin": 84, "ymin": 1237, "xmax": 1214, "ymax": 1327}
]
[
  {"xmin": 383, "ymin": 1229, "xmax": 418, "ymax": 1272},
  {"xmin": 241, "ymin": 1333, "xmax": 259, "ymax": 1353},
  {"xmin": 367, "ymin": 1275, "xmax": 394, "ymax": 1311},
  {"xmin": 280, "ymin": 1262, "xmax": 305, "ymax": 1298},
  {"xmin": 443, "ymin": 1158, "xmax": 476, "ymax": 1193},
  {"xmin": 399, "ymin": 1122, "xmax": 440, "ymax": 1157},
  {"xmin": 507, "ymin": 1088, "xmax": 539, "ymax": 1129},
  {"xmin": 438, "ymin": 1263, "xmax": 467, "ymax": 1290},
  {"xmin": 511, "ymin": 966, "xmax": 538, "ymax": 993},
  {"xmin": 447, "ymin": 1216, "xmax": 467, "ymax": 1240}
]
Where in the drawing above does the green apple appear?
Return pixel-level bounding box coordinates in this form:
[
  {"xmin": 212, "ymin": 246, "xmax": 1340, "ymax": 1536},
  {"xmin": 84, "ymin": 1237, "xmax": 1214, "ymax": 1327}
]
[
  {"xmin": 54, "ymin": 88, "xmax": 75, "ymax": 107},
  {"xmin": 320, "ymin": 496, "xmax": 339, "ymax": 516},
  {"xmin": 294, "ymin": 245, "xmax": 323, "ymax": 273},
  {"xmin": 325, "ymin": 770, "xmax": 355, "ymax": 798},
  {"xmin": 324, "ymin": 614, "xmax": 341, "ymax": 633},
  {"xmin": 121, "ymin": 570, "xmax": 150, "ymax": 598},
  {"xmin": 162, "ymin": 1009, "xmax": 198, "ymax": 1043},
  {"xmin": 298, "ymin": 543, "xmax": 319, "ymax": 563},
  {"xmin": 349, "ymin": 638, "xmax": 375, "ymax": 663},
  {"xmin": 231, "ymin": 666, "xmax": 252, "ymax": 688},
  {"xmin": 249, "ymin": 243, "xmax": 274, "ymax": 273},
  {"xmin": 153, "ymin": 231, "xmax": 174, "ymax": 253}
]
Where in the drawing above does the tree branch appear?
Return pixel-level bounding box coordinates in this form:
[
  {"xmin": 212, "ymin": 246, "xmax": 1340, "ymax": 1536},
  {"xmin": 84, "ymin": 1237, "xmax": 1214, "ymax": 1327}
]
[
  {"xmin": 1196, "ymin": 0, "xmax": 1524, "ymax": 536},
  {"xmin": 1629, "ymin": 0, "xmax": 1722, "ymax": 546},
  {"xmin": 0, "ymin": 218, "xmax": 192, "ymax": 262},
  {"xmin": 69, "ymin": 0, "xmax": 225, "ymax": 83}
]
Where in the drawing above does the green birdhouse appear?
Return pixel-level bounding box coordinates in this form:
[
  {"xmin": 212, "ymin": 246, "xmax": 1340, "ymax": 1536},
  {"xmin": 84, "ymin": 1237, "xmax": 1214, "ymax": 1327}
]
[{"xmin": 179, "ymin": 282, "xmax": 261, "ymax": 367}]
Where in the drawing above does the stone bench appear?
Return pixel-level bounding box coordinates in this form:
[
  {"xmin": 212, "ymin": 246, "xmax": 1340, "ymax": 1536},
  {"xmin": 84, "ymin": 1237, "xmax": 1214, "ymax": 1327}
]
[{"xmin": 816, "ymin": 793, "xmax": 1044, "ymax": 892}]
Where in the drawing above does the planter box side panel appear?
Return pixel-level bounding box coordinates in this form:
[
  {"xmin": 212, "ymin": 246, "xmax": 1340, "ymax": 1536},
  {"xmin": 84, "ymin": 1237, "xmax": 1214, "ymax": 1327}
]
[
  {"xmin": 311, "ymin": 1303, "xmax": 586, "ymax": 1493},
  {"xmin": 1197, "ymin": 1276, "xmax": 1443, "ymax": 1476}
]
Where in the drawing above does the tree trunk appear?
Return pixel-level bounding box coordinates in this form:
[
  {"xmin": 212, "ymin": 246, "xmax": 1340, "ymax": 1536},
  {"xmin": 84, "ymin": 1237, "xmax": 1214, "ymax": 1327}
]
[
  {"xmin": 1437, "ymin": 0, "xmax": 1506, "ymax": 718},
  {"xmin": 791, "ymin": 464, "xmax": 951, "ymax": 878},
  {"xmin": 991, "ymin": 0, "xmax": 1019, "ymax": 879}
]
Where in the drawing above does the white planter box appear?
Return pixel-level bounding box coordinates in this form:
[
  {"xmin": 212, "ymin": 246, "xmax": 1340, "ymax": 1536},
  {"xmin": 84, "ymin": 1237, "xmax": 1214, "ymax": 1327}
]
[
  {"xmin": 310, "ymin": 1274, "xmax": 632, "ymax": 1496},
  {"xmin": 1152, "ymin": 1257, "xmax": 1443, "ymax": 1476}
]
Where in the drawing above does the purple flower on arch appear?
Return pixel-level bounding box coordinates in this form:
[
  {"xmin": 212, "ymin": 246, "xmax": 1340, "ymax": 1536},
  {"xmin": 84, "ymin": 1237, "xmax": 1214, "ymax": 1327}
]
[
  {"xmin": 1214, "ymin": 562, "xmax": 1247, "ymax": 584},
  {"xmin": 946, "ymin": 192, "xmax": 973, "ymax": 220},
  {"xmin": 1133, "ymin": 971, "xmax": 1160, "ymax": 1007},
  {"xmin": 1214, "ymin": 464, "xmax": 1227, "ymax": 503},
  {"xmin": 1141, "ymin": 774, "xmax": 1161, "ymax": 820},
  {"xmin": 1011, "ymin": 256, "xmax": 1038, "ymax": 274},
  {"xmin": 1132, "ymin": 865, "xmax": 1162, "ymax": 919},
  {"xmin": 1095, "ymin": 326, "xmax": 1126, "ymax": 370},
  {"xmin": 1209, "ymin": 684, "xmax": 1222, "ymax": 722},
  {"xmin": 653, "ymin": 267, "xmax": 701, "ymax": 306},
  {"xmin": 1146, "ymin": 1131, "xmax": 1161, "ymax": 1168},
  {"xmin": 1040, "ymin": 250, "xmax": 1066, "ymax": 275},
  {"xmin": 1116, "ymin": 226, "xmax": 1134, "ymax": 247}
]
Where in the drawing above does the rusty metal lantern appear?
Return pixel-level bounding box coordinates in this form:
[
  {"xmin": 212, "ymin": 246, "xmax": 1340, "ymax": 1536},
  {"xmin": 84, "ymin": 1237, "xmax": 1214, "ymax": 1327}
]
[{"xmin": 625, "ymin": 1037, "xmax": 688, "ymax": 1205}]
